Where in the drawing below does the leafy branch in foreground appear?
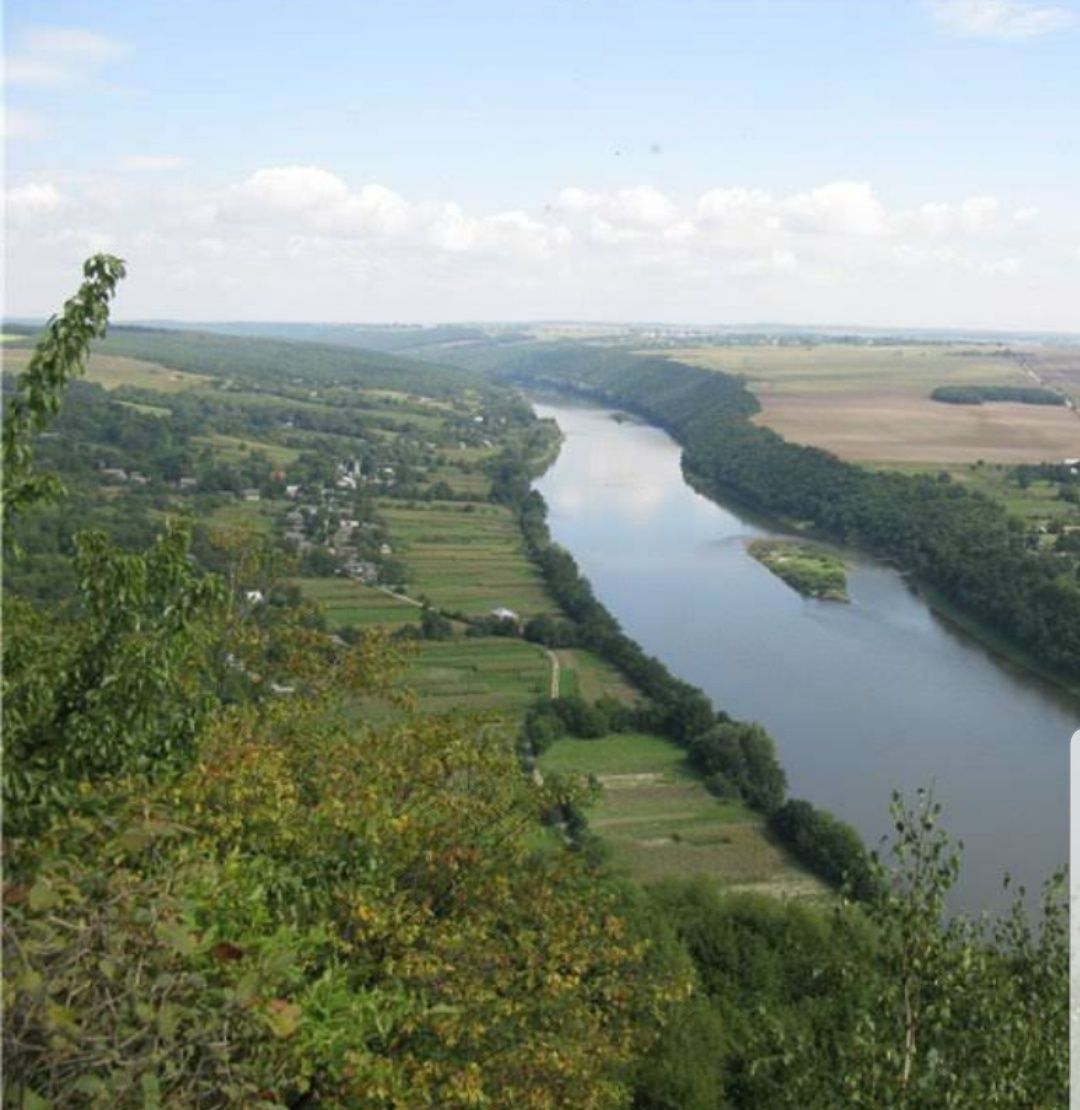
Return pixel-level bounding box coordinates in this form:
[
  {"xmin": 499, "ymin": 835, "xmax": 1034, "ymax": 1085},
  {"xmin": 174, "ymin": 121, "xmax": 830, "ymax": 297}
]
[{"xmin": 2, "ymin": 253, "xmax": 126, "ymax": 532}]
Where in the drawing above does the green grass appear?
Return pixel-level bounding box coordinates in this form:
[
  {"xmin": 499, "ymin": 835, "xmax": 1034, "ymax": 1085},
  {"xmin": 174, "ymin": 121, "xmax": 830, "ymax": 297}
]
[
  {"xmin": 193, "ymin": 434, "xmax": 301, "ymax": 467},
  {"xmin": 205, "ymin": 499, "xmax": 281, "ymax": 534},
  {"xmin": 543, "ymin": 732, "xmax": 687, "ymax": 776},
  {"xmin": 541, "ymin": 734, "xmax": 825, "ymax": 896},
  {"xmin": 294, "ymin": 578, "xmax": 421, "ymax": 627},
  {"xmin": 555, "ymin": 649, "xmax": 640, "ymax": 703},
  {"xmin": 748, "ymin": 539, "xmax": 848, "ymax": 600},
  {"xmin": 424, "ymin": 465, "xmax": 493, "ymax": 499},
  {"xmin": 380, "ymin": 500, "xmax": 553, "ymax": 616},
  {"xmin": 116, "ymin": 400, "xmax": 172, "ymax": 417},
  {"xmin": 407, "ymin": 637, "xmax": 551, "ymax": 715}
]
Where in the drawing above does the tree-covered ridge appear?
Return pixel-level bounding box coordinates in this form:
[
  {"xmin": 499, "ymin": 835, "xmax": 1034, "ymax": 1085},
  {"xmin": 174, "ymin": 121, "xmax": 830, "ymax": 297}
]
[
  {"xmin": 494, "ymin": 343, "xmax": 1080, "ymax": 682},
  {"xmin": 91, "ymin": 325, "xmax": 484, "ymax": 395}
]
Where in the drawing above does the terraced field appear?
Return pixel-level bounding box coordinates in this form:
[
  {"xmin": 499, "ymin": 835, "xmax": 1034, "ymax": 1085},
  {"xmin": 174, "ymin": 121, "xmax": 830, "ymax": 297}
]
[
  {"xmin": 543, "ymin": 733, "xmax": 823, "ymax": 896},
  {"xmin": 293, "ymin": 578, "xmax": 422, "ymax": 627},
  {"xmin": 554, "ymin": 648, "xmax": 640, "ymax": 703},
  {"xmin": 408, "ymin": 638, "xmax": 552, "ymax": 715},
  {"xmin": 379, "ymin": 500, "xmax": 552, "ymax": 616}
]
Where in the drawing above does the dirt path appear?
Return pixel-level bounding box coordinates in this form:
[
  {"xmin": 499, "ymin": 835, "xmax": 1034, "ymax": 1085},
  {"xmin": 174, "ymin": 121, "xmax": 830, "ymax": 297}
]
[
  {"xmin": 545, "ymin": 649, "xmax": 560, "ymax": 698},
  {"xmin": 370, "ymin": 584, "xmax": 423, "ymax": 607}
]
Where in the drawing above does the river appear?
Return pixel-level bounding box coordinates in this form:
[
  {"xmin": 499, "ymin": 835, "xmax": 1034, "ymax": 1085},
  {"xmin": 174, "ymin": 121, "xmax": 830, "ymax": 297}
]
[{"xmin": 531, "ymin": 396, "xmax": 1077, "ymax": 913}]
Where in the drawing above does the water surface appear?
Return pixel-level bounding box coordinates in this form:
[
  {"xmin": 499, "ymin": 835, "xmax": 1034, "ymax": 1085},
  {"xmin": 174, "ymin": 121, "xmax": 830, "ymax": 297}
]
[{"xmin": 532, "ymin": 397, "xmax": 1077, "ymax": 912}]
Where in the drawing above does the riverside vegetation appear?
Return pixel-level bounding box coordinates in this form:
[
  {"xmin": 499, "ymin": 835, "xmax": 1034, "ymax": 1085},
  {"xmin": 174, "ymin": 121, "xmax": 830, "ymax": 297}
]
[
  {"xmin": 0, "ymin": 258, "xmax": 1068, "ymax": 1107},
  {"xmin": 747, "ymin": 539, "xmax": 848, "ymax": 601}
]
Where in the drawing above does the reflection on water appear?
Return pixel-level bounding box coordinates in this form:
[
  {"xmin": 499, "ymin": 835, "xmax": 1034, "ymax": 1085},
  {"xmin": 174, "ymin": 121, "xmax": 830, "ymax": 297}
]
[{"xmin": 533, "ymin": 397, "xmax": 1078, "ymax": 912}]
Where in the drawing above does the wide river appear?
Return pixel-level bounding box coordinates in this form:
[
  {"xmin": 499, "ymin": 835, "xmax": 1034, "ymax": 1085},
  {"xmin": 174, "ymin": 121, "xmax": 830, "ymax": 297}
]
[{"xmin": 532, "ymin": 396, "xmax": 1078, "ymax": 913}]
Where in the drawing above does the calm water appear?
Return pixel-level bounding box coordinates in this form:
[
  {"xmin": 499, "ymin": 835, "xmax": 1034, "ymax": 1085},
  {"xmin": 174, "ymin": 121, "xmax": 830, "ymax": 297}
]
[{"xmin": 532, "ymin": 397, "xmax": 1078, "ymax": 912}]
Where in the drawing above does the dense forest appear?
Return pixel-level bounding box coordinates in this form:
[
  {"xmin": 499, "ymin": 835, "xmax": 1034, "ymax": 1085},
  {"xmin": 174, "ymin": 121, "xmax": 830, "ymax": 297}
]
[
  {"xmin": 490, "ymin": 343, "xmax": 1080, "ymax": 682},
  {"xmin": 1, "ymin": 261, "xmax": 1068, "ymax": 1107}
]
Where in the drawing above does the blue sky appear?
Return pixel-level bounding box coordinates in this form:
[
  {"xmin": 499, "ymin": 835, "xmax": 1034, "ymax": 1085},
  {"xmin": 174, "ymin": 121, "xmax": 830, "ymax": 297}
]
[{"xmin": 5, "ymin": 0, "xmax": 1079, "ymax": 328}]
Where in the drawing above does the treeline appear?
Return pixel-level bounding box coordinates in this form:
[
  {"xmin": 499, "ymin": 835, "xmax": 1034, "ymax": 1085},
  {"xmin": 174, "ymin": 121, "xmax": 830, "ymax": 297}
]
[
  {"xmin": 496, "ymin": 344, "xmax": 1080, "ymax": 681},
  {"xmin": 487, "ymin": 442, "xmax": 876, "ymax": 898},
  {"xmin": 931, "ymin": 384, "xmax": 1065, "ymax": 405}
]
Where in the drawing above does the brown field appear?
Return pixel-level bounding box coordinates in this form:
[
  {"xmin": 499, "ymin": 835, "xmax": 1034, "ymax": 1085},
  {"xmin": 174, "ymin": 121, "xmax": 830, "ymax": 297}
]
[
  {"xmin": 755, "ymin": 391, "xmax": 1080, "ymax": 464},
  {"xmin": 670, "ymin": 343, "xmax": 1080, "ymax": 464},
  {"xmin": 2, "ymin": 348, "xmax": 212, "ymax": 393}
]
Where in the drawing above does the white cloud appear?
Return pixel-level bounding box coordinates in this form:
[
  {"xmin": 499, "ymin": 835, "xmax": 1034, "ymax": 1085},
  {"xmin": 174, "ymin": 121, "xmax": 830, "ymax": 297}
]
[
  {"xmin": 927, "ymin": 0, "xmax": 1075, "ymax": 40},
  {"xmin": 5, "ymin": 25, "xmax": 128, "ymax": 86},
  {"xmin": 119, "ymin": 155, "xmax": 187, "ymax": 172},
  {"xmin": 4, "ymin": 181, "xmax": 65, "ymax": 220},
  {"xmin": 782, "ymin": 180, "xmax": 887, "ymax": 237},
  {"xmin": 556, "ymin": 185, "xmax": 678, "ymax": 228},
  {"xmin": 2, "ymin": 166, "xmax": 1070, "ymax": 330}
]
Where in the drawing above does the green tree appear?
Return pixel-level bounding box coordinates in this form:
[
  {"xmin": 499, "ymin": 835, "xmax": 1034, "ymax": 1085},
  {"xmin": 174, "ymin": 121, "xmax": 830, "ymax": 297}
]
[{"xmin": 2, "ymin": 254, "xmax": 126, "ymax": 532}]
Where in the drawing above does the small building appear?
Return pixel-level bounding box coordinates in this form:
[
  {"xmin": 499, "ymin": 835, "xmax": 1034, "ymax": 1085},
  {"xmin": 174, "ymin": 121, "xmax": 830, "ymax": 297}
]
[
  {"xmin": 285, "ymin": 484, "xmax": 300, "ymax": 499},
  {"xmin": 245, "ymin": 589, "xmax": 265, "ymax": 604},
  {"xmin": 178, "ymin": 476, "xmax": 197, "ymax": 490},
  {"xmin": 491, "ymin": 606, "xmax": 520, "ymax": 623},
  {"xmin": 101, "ymin": 467, "xmax": 128, "ymax": 482},
  {"xmin": 242, "ymin": 489, "xmax": 261, "ymax": 502}
]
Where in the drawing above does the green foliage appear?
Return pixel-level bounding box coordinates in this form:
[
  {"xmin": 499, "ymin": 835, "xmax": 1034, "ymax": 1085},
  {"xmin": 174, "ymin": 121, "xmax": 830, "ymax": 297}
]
[
  {"xmin": 835, "ymin": 791, "xmax": 1068, "ymax": 1107},
  {"xmin": 2, "ymin": 521, "xmax": 226, "ymax": 835},
  {"xmin": 4, "ymin": 695, "xmax": 689, "ymax": 1107},
  {"xmin": 688, "ymin": 721, "xmax": 787, "ymax": 815},
  {"xmin": 2, "ymin": 254, "xmax": 126, "ymax": 530},
  {"xmin": 769, "ymin": 798, "xmax": 878, "ymax": 900},
  {"xmin": 633, "ymin": 795, "xmax": 1068, "ymax": 1108},
  {"xmin": 747, "ymin": 538, "xmax": 848, "ymax": 600}
]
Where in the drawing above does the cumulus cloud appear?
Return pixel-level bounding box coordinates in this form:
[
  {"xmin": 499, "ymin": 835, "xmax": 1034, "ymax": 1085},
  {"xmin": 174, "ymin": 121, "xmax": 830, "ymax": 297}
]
[
  {"xmin": 927, "ymin": 0, "xmax": 1075, "ymax": 40},
  {"xmin": 5, "ymin": 181, "xmax": 66, "ymax": 220},
  {"xmin": 2, "ymin": 166, "xmax": 1068, "ymax": 329},
  {"xmin": 5, "ymin": 25, "xmax": 128, "ymax": 86}
]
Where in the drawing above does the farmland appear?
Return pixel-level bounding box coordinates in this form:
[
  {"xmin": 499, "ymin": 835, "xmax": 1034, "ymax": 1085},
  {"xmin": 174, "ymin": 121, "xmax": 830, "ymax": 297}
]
[
  {"xmin": 378, "ymin": 500, "xmax": 553, "ymax": 617},
  {"xmin": 3, "ymin": 347, "xmax": 213, "ymax": 393},
  {"xmin": 542, "ymin": 734, "xmax": 823, "ymax": 896},
  {"xmin": 670, "ymin": 343, "xmax": 1080, "ymax": 464}
]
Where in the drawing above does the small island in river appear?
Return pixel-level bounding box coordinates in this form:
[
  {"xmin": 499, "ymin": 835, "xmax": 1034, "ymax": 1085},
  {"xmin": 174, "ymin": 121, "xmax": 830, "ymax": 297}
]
[{"xmin": 748, "ymin": 538, "xmax": 849, "ymax": 601}]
